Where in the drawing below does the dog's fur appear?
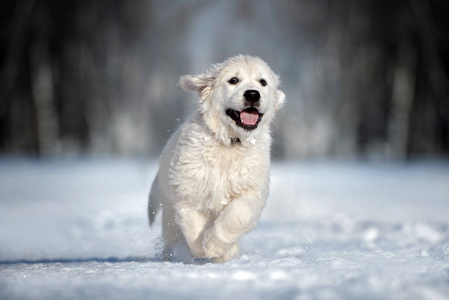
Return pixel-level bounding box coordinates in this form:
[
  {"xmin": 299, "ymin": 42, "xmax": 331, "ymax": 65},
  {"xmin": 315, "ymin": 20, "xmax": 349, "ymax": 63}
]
[{"xmin": 148, "ymin": 55, "xmax": 285, "ymax": 263}]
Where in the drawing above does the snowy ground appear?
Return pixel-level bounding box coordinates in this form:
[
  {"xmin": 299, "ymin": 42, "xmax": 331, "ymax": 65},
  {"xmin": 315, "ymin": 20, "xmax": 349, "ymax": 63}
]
[{"xmin": 1, "ymin": 157, "xmax": 449, "ymax": 300}]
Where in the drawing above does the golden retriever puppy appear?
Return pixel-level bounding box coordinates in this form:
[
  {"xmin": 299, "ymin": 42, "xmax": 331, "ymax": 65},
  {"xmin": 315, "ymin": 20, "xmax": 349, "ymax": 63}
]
[{"xmin": 149, "ymin": 55, "xmax": 285, "ymax": 263}]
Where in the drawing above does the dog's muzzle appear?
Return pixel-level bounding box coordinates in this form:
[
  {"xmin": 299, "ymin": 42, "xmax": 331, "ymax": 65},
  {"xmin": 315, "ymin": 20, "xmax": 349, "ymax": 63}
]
[
  {"xmin": 244, "ymin": 90, "xmax": 260, "ymax": 104},
  {"xmin": 226, "ymin": 107, "xmax": 264, "ymax": 130}
]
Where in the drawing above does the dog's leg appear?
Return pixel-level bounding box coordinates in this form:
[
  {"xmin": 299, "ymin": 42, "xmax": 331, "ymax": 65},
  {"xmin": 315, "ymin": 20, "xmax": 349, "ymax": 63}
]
[
  {"xmin": 176, "ymin": 208, "xmax": 212, "ymax": 258},
  {"xmin": 203, "ymin": 192, "xmax": 263, "ymax": 260}
]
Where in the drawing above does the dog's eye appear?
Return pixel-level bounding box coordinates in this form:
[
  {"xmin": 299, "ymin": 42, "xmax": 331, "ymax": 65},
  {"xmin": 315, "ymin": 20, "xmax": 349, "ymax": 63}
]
[
  {"xmin": 259, "ymin": 79, "xmax": 267, "ymax": 87},
  {"xmin": 228, "ymin": 77, "xmax": 239, "ymax": 85}
]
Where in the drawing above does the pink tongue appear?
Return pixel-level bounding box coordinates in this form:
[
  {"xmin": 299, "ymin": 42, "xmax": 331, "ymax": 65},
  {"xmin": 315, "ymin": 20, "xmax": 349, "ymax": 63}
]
[{"xmin": 240, "ymin": 110, "xmax": 259, "ymax": 126}]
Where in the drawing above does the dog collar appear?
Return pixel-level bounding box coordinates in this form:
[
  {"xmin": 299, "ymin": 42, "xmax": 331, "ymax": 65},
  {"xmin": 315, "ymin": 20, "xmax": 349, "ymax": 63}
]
[{"xmin": 230, "ymin": 137, "xmax": 241, "ymax": 144}]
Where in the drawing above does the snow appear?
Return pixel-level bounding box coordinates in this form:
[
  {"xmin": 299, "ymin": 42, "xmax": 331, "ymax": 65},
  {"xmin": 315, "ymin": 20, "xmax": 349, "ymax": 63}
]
[{"xmin": 1, "ymin": 158, "xmax": 449, "ymax": 300}]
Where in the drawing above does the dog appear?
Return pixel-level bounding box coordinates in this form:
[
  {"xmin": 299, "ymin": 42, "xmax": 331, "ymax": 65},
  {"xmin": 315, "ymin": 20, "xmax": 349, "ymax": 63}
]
[{"xmin": 148, "ymin": 55, "xmax": 285, "ymax": 263}]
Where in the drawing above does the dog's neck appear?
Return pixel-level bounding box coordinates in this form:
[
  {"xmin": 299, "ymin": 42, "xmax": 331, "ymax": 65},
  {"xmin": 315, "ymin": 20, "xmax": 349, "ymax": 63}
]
[{"xmin": 230, "ymin": 137, "xmax": 241, "ymax": 144}]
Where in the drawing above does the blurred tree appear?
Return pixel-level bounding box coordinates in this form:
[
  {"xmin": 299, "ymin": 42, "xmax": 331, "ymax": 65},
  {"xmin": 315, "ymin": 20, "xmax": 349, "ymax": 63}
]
[
  {"xmin": 275, "ymin": 0, "xmax": 449, "ymax": 159},
  {"xmin": 0, "ymin": 0, "xmax": 448, "ymax": 159}
]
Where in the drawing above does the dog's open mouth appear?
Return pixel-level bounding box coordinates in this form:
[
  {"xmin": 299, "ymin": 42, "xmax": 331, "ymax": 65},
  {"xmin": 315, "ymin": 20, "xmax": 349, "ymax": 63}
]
[{"xmin": 226, "ymin": 107, "xmax": 264, "ymax": 130}]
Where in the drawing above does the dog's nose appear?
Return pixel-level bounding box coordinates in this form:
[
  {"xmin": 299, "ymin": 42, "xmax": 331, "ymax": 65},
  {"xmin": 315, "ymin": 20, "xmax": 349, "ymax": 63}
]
[{"xmin": 244, "ymin": 90, "xmax": 260, "ymax": 103}]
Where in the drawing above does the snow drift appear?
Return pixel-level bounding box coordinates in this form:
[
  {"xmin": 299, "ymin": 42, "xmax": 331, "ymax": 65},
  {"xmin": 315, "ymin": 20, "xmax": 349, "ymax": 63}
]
[{"xmin": 1, "ymin": 158, "xmax": 448, "ymax": 299}]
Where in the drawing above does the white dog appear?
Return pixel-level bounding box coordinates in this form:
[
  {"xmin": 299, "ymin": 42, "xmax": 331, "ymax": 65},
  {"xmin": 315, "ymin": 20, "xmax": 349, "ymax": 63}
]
[{"xmin": 148, "ymin": 55, "xmax": 285, "ymax": 263}]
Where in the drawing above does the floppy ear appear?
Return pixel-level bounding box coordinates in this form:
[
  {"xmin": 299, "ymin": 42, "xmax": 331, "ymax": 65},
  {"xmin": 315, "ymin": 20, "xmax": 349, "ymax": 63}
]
[
  {"xmin": 178, "ymin": 73, "xmax": 214, "ymax": 94},
  {"xmin": 178, "ymin": 62, "xmax": 224, "ymax": 101},
  {"xmin": 275, "ymin": 90, "xmax": 286, "ymax": 110},
  {"xmin": 179, "ymin": 73, "xmax": 216, "ymax": 107}
]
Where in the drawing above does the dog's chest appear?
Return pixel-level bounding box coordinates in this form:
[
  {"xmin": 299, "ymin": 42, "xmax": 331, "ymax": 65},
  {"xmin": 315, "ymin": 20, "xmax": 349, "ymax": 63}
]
[
  {"xmin": 171, "ymin": 139, "xmax": 268, "ymax": 214},
  {"xmin": 203, "ymin": 148, "xmax": 261, "ymax": 212}
]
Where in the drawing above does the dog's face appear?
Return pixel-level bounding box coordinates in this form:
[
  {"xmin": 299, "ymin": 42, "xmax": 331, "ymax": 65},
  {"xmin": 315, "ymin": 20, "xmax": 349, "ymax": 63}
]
[{"xmin": 179, "ymin": 55, "xmax": 285, "ymax": 144}]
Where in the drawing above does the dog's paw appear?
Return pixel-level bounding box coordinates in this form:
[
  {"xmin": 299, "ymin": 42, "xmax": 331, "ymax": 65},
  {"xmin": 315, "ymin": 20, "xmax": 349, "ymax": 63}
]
[
  {"xmin": 213, "ymin": 244, "xmax": 239, "ymax": 263},
  {"xmin": 203, "ymin": 229, "xmax": 231, "ymax": 258}
]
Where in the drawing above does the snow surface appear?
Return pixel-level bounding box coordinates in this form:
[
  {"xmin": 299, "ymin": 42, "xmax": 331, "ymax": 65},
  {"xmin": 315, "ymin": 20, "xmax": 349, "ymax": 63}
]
[{"xmin": 1, "ymin": 158, "xmax": 449, "ymax": 300}]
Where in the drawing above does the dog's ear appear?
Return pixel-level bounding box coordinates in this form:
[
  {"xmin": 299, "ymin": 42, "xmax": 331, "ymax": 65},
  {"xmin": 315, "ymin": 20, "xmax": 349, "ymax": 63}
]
[
  {"xmin": 178, "ymin": 73, "xmax": 214, "ymax": 94},
  {"xmin": 275, "ymin": 90, "xmax": 285, "ymax": 111},
  {"xmin": 179, "ymin": 62, "xmax": 224, "ymax": 101}
]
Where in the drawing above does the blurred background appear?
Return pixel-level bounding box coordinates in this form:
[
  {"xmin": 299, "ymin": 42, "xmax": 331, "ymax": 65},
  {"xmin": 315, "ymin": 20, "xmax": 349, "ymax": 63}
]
[{"xmin": 1, "ymin": 0, "xmax": 449, "ymax": 160}]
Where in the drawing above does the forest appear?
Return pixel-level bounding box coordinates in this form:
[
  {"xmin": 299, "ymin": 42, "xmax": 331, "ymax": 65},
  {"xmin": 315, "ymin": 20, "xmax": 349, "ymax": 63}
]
[{"xmin": 1, "ymin": 0, "xmax": 448, "ymax": 159}]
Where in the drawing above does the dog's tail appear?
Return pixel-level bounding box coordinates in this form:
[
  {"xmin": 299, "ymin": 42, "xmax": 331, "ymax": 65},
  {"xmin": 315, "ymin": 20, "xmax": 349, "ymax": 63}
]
[{"xmin": 148, "ymin": 174, "xmax": 161, "ymax": 226}]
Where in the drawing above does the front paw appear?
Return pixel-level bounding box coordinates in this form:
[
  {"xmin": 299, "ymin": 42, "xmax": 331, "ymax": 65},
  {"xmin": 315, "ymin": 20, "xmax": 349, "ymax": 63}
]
[{"xmin": 203, "ymin": 229, "xmax": 231, "ymax": 258}]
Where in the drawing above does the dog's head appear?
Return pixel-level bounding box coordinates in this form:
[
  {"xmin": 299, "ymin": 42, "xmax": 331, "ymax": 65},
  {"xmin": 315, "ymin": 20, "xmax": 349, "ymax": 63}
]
[{"xmin": 179, "ymin": 55, "xmax": 285, "ymax": 144}]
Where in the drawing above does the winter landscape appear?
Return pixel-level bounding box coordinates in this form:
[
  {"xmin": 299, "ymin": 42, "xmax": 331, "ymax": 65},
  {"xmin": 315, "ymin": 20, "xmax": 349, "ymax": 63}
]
[
  {"xmin": 1, "ymin": 158, "xmax": 449, "ymax": 300},
  {"xmin": 2, "ymin": 0, "xmax": 449, "ymax": 299}
]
